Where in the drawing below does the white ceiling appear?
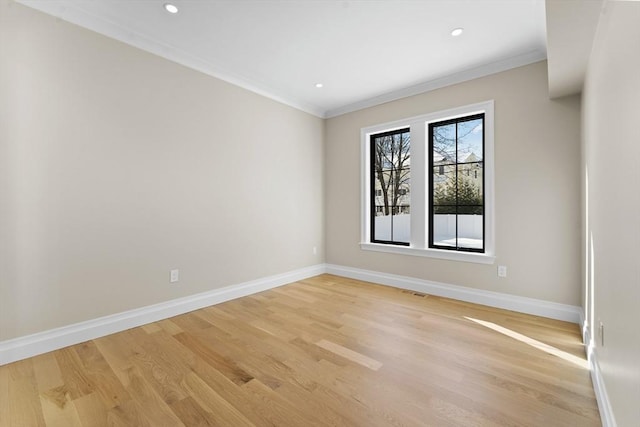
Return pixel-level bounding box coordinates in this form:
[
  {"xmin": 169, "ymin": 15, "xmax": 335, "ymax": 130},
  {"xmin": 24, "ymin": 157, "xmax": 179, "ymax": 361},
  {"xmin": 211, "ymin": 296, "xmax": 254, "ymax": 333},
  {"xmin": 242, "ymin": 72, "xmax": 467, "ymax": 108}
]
[{"xmin": 17, "ymin": 0, "xmax": 548, "ymax": 118}]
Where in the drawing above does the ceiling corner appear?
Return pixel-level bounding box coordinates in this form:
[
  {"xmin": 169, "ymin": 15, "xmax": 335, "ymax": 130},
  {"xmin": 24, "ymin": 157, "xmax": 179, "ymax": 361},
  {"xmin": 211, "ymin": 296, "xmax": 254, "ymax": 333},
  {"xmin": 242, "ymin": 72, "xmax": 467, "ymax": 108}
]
[{"xmin": 545, "ymin": 0, "xmax": 604, "ymax": 98}]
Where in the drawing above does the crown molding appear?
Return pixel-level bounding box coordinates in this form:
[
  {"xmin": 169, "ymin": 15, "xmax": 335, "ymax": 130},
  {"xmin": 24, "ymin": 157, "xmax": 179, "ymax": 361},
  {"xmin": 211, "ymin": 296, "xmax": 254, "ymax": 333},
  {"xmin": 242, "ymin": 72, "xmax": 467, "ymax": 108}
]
[
  {"xmin": 325, "ymin": 51, "xmax": 547, "ymax": 118},
  {"xmin": 16, "ymin": 1, "xmax": 546, "ymax": 119},
  {"xmin": 15, "ymin": 0, "xmax": 326, "ymax": 118}
]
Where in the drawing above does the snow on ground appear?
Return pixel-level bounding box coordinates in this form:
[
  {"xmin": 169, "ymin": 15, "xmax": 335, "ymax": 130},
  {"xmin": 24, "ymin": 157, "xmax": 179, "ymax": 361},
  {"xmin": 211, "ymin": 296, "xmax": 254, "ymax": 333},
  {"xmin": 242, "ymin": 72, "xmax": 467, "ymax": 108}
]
[
  {"xmin": 374, "ymin": 214, "xmax": 482, "ymax": 249},
  {"xmin": 433, "ymin": 237, "xmax": 483, "ymax": 249},
  {"xmin": 373, "ymin": 214, "xmax": 410, "ymax": 242}
]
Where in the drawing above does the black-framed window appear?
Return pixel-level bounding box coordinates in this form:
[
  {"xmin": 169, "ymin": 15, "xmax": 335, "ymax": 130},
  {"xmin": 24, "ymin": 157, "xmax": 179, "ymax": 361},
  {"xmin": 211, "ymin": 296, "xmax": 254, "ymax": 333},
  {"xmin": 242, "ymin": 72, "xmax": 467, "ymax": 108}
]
[
  {"xmin": 429, "ymin": 114, "xmax": 485, "ymax": 252},
  {"xmin": 370, "ymin": 128, "xmax": 410, "ymax": 245},
  {"xmin": 361, "ymin": 101, "xmax": 494, "ymax": 263}
]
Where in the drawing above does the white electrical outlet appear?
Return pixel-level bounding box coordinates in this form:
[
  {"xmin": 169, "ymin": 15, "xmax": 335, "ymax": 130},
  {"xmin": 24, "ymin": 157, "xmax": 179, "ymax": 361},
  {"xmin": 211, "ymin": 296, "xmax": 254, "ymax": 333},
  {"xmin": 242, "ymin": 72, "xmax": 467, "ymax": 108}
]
[
  {"xmin": 497, "ymin": 265, "xmax": 507, "ymax": 278},
  {"xmin": 170, "ymin": 269, "xmax": 179, "ymax": 283},
  {"xmin": 313, "ymin": 246, "xmax": 317, "ymax": 255}
]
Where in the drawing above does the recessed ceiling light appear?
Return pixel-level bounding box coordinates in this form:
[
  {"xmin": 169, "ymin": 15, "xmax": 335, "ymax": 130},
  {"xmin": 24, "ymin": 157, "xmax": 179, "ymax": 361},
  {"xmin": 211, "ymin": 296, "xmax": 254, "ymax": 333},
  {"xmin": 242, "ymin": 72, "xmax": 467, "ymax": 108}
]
[
  {"xmin": 164, "ymin": 3, "xmax": 179, "ymax": 14},
  {"xmin": 315, "ymin": 83, "xmax": 324, "ymax": 88},
  {"xmin": 451, "ymin": 28, "xmax": 464, "ymax": 37}
]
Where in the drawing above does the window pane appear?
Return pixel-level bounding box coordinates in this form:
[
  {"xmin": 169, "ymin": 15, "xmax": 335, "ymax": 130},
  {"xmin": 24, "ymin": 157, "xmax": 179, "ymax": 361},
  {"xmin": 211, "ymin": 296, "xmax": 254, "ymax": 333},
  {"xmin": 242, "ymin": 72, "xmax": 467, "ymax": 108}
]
[
  {"xmin": 457, "ymin": 214, "xmax": 483, "ymax": 250},
  {"xmin": 374, "ymin": 215, "xmax": 391, "ymax": 241},
  {"xmin": 432, "ymin": 165, "xmax": 455, "ymax": 207},
  {"xmin": 373, "ymin": 171, "xmax": 392, "ymax": 216},
  {"xmin": 391, "ymin": 213, "xmax": 410, "ymax": 243},
  {"xmin": 392, "ymin": 167, "xmax": 410, "ymax": 243},
  {"xmin": 432, "ymin": 123, "xmax": 456, "ymax": 164},
  {"xmin": 457, "ymin": 205, "xmax": 483, "ymax": 215},
  {"xmin": 393, "ymin": 171, "xmax": 411, "ymax": 204},
  {"xmin": 432, "ymin": 214, "xmax": 456, "ymax": 247},
  {"xmin": 456, "ymin": 164, "xmax": 483, "ymax": 207},
  {"xmin": 373, "ymin": 170, "xmax": 392, "ymax": 241},
  {"xmin": 457, "ymin": 118, "xmax": 483, "ymax": 163},
  {"xmin": 433, "ymin": 205, "xmax": 456, "ymax": 214}
]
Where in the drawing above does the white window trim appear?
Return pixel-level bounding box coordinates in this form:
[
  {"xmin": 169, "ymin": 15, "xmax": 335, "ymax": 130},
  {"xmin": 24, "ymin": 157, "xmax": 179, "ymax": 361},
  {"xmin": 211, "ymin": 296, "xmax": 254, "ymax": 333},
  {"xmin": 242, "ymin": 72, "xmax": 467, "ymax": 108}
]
[{"xmin": 360, "ymin": 100, "xmax": 495, "ymax": 265}]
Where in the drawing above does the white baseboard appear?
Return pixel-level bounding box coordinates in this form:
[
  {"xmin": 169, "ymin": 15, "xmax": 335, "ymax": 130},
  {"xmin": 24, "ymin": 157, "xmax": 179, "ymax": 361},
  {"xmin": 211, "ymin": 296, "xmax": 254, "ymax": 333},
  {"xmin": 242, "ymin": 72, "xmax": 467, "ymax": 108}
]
[
  {"xmin": 325, "ymin": 264, "xmax": 582, "ymax": 323},
  {"xmin": 580, "ymin": 313, "xmax": 617, "ymax": 427},
  {"xmin": 0, "ymin": 264, "xmax": 325, "ymax": 366},
  {"xmin": 0, "ymin": 262, "xmax": 585, "ymax": 367},
  {"xmin": 2, "ymin": 262, "xmax": 611, "ymax": 425}
]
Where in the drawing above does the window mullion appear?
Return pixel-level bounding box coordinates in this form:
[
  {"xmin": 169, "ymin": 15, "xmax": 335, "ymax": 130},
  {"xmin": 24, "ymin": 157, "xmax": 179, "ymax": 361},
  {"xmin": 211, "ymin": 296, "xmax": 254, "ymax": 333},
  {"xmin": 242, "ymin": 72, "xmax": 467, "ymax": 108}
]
[
  {"xmin": 455, "ymin": 121, "xmax": 459, "ymax": 249},
  {"xmin": 409, "ymin": 122, "xmax": 426, "ymax": 249}
]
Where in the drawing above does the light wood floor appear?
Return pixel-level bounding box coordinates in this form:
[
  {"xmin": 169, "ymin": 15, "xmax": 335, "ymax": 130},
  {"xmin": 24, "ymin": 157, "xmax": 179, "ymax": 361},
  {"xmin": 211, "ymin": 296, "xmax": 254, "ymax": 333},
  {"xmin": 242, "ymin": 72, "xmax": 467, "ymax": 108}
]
[{"xmin": 0, "ymin": 274, "xmax": 600, "ymax": 426}]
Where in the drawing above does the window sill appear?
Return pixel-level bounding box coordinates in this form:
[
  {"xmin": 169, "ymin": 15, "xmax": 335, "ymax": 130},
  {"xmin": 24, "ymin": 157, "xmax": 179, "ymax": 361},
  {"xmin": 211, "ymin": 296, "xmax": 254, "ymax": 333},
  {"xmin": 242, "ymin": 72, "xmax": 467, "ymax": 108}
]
[{"xmin": 360, "ymin": 243, "xmax": 496, "ymax": 265}]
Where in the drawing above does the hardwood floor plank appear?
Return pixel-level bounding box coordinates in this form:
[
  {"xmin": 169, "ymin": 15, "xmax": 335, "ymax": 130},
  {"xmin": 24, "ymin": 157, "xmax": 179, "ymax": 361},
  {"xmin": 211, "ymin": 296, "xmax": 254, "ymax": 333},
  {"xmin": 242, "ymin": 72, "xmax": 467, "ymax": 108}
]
[
  {"xmin": 182, "ymin": 371, "xmax": 255, "ymax": 427},
  {"xmin": 169, "ymin": 396, "xmax": 218, "ymax": 427},
  {"xmin": 248, "ymin": 318, "xmax": 298, "ymax": 341},
  {"xmin": 0, "ymin": 274, "xmax": 600, "ymax": 426},
  {"xmin": 0, "ymin": 363, "xmax": 10, "ymax": 426},
  {"xmin": 32, "ymin": 353, "xmax": 63, "ymax": 393},
  {"xmin": 53, "ymin": 348, "xmax": 94, "ymax": 400},
  {"xmin": 125, "ymin": 328, "xmax": 189, "ymax": 405},
  {"xmin": 121, "ymin": 365, "xmax": 185, "ymax": 426},
  {"xmin": 186, "ymin": 358, "xmax": 273, "ymax": 427},
  {"xmin": 7, "ymin": 359, "xmax": 46, "ymax": 427},
  {"xmin": 140, "ymin": 323, "xmax": 162, "ymax": 334},
  {"xmin": 39, "ymin": 388, "xmax": 82, "ymax": 427},
  {"xmin": 315, "ymin": 339, "xmax": 383, "ymax": 371},
  {"xmin": 171, "ymin": 312, "xmax": 215, "ymax": 331},
  {"xmin": 91, "ymin": 335, "xmax": 137, "ymax": 386},
  {"xmin": 273, "ymin": 381, "xmax": 354, "ymax": 426},
  {"xmin": 73, "ymin": 341, "xmax": 130, "ymax": 408},
  {"xmin": 73, "ymin": 393, "xmax": 109, "ymax": 427},
  {"xmin": 306, "ymin": 380, "xmax": 396, "ymax": 427},
  {"xmin": 31, "ymin": 354, "xmax": 84, "ymax": 426},
  {"xmin": 173, "ymin": 331, "xmax": 254, "ymax": 385},
  {"xmin": 241, "ymin": 377, "xmax": 321, "ymax": 427},
  {"xmin": 156, "ymin": 319, "xmax": 184, "ymax": 336},
  {"xmin": 105, "ymin": 399, "xmax": 153, "ymax": 427}
]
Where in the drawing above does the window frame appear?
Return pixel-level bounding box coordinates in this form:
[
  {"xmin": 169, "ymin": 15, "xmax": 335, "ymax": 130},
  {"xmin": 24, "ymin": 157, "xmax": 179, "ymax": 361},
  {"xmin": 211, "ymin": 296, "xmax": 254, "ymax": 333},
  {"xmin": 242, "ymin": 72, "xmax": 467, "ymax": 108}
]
[
  {"xmin": 369, "ymin": 127, "xmax": 411, "ymax": 246},
  {"xmin": 428, "ymin": 113, "xmax": 485, "ymax": 253},
  {"xmin": 360, "ymin": 100, "xmax": 495, "ymax": 265}
]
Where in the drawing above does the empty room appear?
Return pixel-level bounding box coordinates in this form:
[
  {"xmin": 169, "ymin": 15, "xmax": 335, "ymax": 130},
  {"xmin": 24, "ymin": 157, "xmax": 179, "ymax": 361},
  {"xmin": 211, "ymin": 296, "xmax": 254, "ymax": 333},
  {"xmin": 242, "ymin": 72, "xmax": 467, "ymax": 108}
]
[{"xmin": 1, "ymin": 0, "xmax": 638, "ymax": 426}]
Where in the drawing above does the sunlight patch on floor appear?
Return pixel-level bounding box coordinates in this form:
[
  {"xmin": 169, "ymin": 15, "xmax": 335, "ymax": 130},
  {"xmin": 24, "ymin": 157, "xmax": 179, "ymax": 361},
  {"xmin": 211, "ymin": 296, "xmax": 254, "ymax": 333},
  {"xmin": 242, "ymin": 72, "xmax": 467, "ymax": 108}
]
[{"xmin": 465, "ymin": 317, "xmax": 588, "ymax": 369}]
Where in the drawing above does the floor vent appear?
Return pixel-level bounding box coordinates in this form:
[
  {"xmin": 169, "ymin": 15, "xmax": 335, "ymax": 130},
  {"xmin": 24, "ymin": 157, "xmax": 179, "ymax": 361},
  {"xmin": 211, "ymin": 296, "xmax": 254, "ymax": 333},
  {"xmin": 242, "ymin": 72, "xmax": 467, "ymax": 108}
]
[{"xmin": 403, "ymin": 290, "xmax": 428, "ymax": 298}]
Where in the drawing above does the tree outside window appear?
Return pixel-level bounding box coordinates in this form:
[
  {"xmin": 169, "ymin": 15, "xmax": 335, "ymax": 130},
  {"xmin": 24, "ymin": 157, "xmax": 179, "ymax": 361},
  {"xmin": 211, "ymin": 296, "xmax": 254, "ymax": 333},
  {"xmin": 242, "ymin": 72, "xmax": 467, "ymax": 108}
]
[{"xmin": 370, "ymin": 128, "xmax": 410, "ymax": 244}]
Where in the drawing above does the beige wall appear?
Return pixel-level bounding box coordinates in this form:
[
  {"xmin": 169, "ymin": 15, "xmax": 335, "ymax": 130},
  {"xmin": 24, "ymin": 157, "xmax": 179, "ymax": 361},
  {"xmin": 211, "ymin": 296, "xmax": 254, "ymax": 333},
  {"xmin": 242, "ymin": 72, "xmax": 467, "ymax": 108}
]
[
  {"xmin": 582, "ymin": 1, "xmax": 640, "ymax": 424},
  {"xmin": 326, "ymin": 61, "xmax": 582, "ymax": 306},
  {"xmin": 0, "ymin": 0, "xmax": 585, "ymax": 347},
  {"xmin": 0, "ymin": 1, "xmax": 324, "ymax": 340},
  {"xmin": 3, "ymin": 0, "xmax": 637, "ymax": 422}
]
